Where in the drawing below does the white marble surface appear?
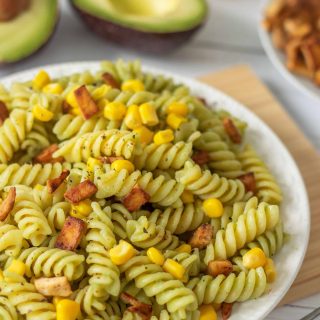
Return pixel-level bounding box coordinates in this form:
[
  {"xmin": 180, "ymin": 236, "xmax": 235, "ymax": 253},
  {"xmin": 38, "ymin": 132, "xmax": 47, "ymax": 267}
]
[{"xmin": 0, "ymin": 1, "xmax": 319, "ymax": 319}]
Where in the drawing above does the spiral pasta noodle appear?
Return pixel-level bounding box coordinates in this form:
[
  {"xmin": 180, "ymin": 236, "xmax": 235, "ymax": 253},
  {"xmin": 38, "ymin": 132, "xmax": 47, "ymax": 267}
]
[
  {"xmin": 53, "ymin": 129, "xmax": 141, "ymax": 162},
  {"xmin": 0, "ymin": 224, "xmax": 25, "ymax": 257},
  {"xmin": 120, "ymin": 256, "xmax": 198, "ymax": 318},
  {"xmin": 134, "ymin": 141, "xmax": 193, "ymax": 171},
  {"xmin": 0, "ymin": 109, "xmax": 34, "ymax": 164},
  {"xmin": 176, "ymin": 161, "xmax": 248, "ymax": 204},
  {"xmin": 0, "ymin": 296, "xmax": 18, "ymax": 320},
  {"xmin": 86, "ymin": 202, "xmax": 120, "ymax": 297},
  {"xmin": 237, "ymin": 145, "xmax": 283, "ymax": 204}
]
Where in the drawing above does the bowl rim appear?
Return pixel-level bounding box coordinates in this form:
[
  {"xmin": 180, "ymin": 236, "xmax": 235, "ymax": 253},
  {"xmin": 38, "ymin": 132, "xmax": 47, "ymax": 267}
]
[{"xmin": 0, "ymin": 60, "xmax": 311, "ymax": 320}]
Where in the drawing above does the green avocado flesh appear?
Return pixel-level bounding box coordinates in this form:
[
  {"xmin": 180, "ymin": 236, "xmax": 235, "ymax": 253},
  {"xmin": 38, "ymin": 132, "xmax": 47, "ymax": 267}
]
[
  {"xmin": 0, "ymin": 0, "xmax": 58, "ymax": 63},
  {"xmin": 73, "ymin": 0, "xmax": 207, "ymax": 33}
]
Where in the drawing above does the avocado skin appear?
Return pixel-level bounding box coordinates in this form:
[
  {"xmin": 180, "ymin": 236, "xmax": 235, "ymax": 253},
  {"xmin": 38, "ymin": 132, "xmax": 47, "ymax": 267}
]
[{"xmin": 72, "ymin": 3, "xmax": 204, "ymax": 54}]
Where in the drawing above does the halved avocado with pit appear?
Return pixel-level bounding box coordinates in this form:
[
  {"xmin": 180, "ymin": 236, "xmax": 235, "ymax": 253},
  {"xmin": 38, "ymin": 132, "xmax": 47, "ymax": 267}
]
[
  {"xmin": 71, "ymin": 0, "xmax": 207, "ymax": 53},
  {"xmin": 0, "ymin": 0, "xmax": 59, "ymax": 64}
]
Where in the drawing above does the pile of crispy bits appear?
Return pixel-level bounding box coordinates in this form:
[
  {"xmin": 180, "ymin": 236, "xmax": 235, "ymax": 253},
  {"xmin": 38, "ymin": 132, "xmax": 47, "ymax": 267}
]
[{"xmin": 263, "ymin": 0, "xmax": 320, "ymax": 85}]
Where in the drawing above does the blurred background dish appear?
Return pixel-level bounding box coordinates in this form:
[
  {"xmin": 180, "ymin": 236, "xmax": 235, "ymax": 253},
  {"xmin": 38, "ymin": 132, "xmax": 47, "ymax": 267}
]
[{"xmin": 259, "ymin": 0, "xmax": 320, "ymax": 103}]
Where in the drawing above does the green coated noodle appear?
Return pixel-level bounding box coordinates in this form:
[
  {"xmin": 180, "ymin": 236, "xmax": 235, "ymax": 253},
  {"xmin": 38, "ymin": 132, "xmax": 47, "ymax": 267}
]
[
  {"xmin": 86, "ymin": 202, "xmax": 120, "ymax": 297},
  {"xmin": 93, "ymin": 165, "xmax": 184, "ymax": 207},
  {"xmin": 29, "ymin": 92, "xmax": 63, "ymax": 115},
  {"xmin": 10, "ymin": 246, "xmax": 85, "ymax": 281},
  {"xmin": 111, "ymin": 203, "xmax": 133, "ymax": 239},
  {"xmin": 0, "ymin": 296, "xmax": 18, "ymax": 320},
  {"xmin": 53, "ymin": 129, "xmax": 141, "ymax": 162},
  {"xmin": 237, "ymin": 145, "xmax": 283, "ymax": 204},
  {"xmin": 0, "ymin": 84, "xmax": 11, "ymax": 105},
  {"xmin": 176, "ymin": 161, "xmax": 249, "ymax": 204},
  {"xmin": 0, "ymin": 109, "xmax": 34, "ymax": 164},
  {"xmin": 0, "ymin": 162, "xmax": 72, "ymax": 189},
  {"xmin": 58, "ymin": 70, "xmax": 96, "ymax": 87},
  {"xmin": 187, "ymin": 267, "xmax": 267, "ymax": 305},
  {"xmin": 8, "ymin": 82, "xmax": 33, "ymax": 110},
  {"xmin": 0, "ymin": 224, "xmax": 25, "ymax": 258},
  {"xmin": 126, "ymin": 216, "xmax": 180, "ymax": 250},
  {"xmin": 44, "ymin": 201, "xmax": 70, "ymax": 232},
  {"xmin": 134, "ymin": 141, "xmax": 193, "ymax": 171}
]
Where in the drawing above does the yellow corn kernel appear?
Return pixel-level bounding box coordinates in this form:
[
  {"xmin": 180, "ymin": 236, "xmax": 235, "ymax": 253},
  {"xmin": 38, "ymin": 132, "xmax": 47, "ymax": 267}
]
[
  {"xmin": 167, "ymin": 102, "xmax": 189, "ymax": 117},
  {"xmin": 176, "ymin": 244, "xmax": 192, "ymax": 254},
  {"xmin": 166, "ymin": 113, "xmax": 187, "ymax": 130},
  {"xmin": 133, "ymin": 126, "xmax": 154, "ymax": 144},
  {"xmin": 125, "ymin": 105, "xmax": 142, "ymax": 129},
  {"xmin": 69, "ymin": 107, "xmax": 81, "ymax": 116},
  {"xmin": 163, "ymin": 259, "xmax": 185, "ymax": 280},
  {"xmin": 32, "ymin": 105, "xmax": 54, "ymax": 122},
  {"xmin": 66, "ymin": 87, "xmax": 80, "ymax": 109},
  {"xmin": 243, "ymin": 248, "xmax": 267, "ymax": 269},
  {"xmin": 264, "ymin": 258, "xmax": 277, "ymax": 283},
  {"xmin": 153, "ymin": 129, "xmax": 174, "ymax": 145},
  {"xmin": 121, "ymin": 79, "xmax": 145, "ymax": 92},
  {"xmin": 0, "ymin": 269, "xmax": 3, "ymax": 281},
  {"xmin": 91, "ymin": 84, "xmax": 110, "ymax": 101},
  {"xmin": 202, "ymin": 198, "xmax": 224, "ymax": 218},
  {"xmin": 34, "ymin": 184, "xmax": 44, "ymax": 191},
  {"xmin": 53, "ymin": 296, "xmax": 65, "ymax": 306},
  {"xmin": 199, "ymin": 304, "xmax": 217, "ymax": 320},
  {"xmin": 139, "ymin": 103, "xmax": 159, "ymax": 126},
  {"xmin": 7, "ymin": 260, "xmax": 25, "ymax": 276},
  {"xmin": 104, "ymin": 101, "xmax": 127, "ymax": 121},
  {"xmin": 181, "ymin": 190, "xmax": 194, "ymax": 204},
  {"xmin": 147, "ymin": 248, "xmax": 165, "ymax": 266},
  {"xmin": 42, "ymin": 83, "xmax": 64, "ymax": 95},
  {"xmin": 33, "ymin": 70, "xmax": 51, "ymax": 90},
  {"xmin": 111, "ymin": 159, "xmax": 135, "ymax": 174},
  {"xmin": 71, "ymin": 200, "xmax": 92, "ymax": 218},
  {"xmin": 56, "ymin": 299, "xmax": 80, "ymax": 320},
  {"xmin": 109, "ymin": 240, "xmax": 137, "ymax": 265}
]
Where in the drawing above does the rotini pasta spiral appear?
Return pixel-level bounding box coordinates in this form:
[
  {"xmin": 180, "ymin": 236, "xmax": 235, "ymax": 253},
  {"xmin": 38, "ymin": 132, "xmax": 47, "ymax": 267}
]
[
  {"xmin": 53, "ymin": 130, "xmax": 141, "ymax": 162},
  {"xmin": 0, "ymin": 279, "xmax": 56, "ymax": 320},
  {"xmin": 0, "ymin": 224, "xmax": 25, "ymax": 257},
  {"xmin": 204, "ymin": 200, "xmax": 280, "ymax": 262},
  {"xmin": 237, "ymin": 145, "xmax": 283, "ymax": 204},
  {"xmin": 9, "ymin": 82, "xmax": 33, "ymax": 110},
  {"xmin": 0, "ymin": 162, "xmax": 72, "ymax": 189},
  {"xmin": 120, "ymin": 256, "xmax": 198, "ymax": 318},
  {"xmin": 176, "ymin": 161, "xmax": 248, "ymax": 204},
  {"xmin": 10, "ymin": 186, "xmax": 52, "ymax": 246},
  {"xmin": 94, "ymin": 165, "xmax": 184, "ymax": 207},
  {"xmin": 0, "ymin": 296, "xmax": 18, "ymax": 320},
  {"xmin": 133, "ymin": 141, "xmax": 193, "ymax": 171},
  {"xmin": 12, "ymin": 247, "xmax": 85, "ymax": 281},
  {"xmin": 187, "ymin": 267, "xmax": 267, "ymax": 305},
  {"xmin": 44, "ymin": 201, "xmax": 70, "ymax": 232},
  {"xmin": 86, "ymin": 202, "xmax": 120, "ymax": 297},
  {"xmin": 126, "ymin": 216, "xmax": 180, "ymax": 250},
  {"xmin": 134, "ymin": 200, "xmax": 209, "ymax": 235},
  {"xmin": 0, "ymin": 109, "xmax": 33, "ymax": 163}
]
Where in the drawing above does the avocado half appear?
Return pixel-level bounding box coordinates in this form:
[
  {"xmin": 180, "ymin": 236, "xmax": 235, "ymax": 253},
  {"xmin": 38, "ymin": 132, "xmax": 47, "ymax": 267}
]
[
  {"xmin": 71, "ymin": 0, "xmax": 208, "ymax": 53},
  {"xmin": 0, "ymin": 0, "xmax": 59, "ymax": 64}
]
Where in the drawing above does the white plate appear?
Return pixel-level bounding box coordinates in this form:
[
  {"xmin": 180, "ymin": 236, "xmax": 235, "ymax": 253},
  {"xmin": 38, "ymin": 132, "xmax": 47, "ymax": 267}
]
[
  {"xmin": 259, "ymin": 0, "xmax": 320, "ymax": 103},
  {"xmin": 0, "ymin": 62, "xmax": 310, "ymax": 320}
]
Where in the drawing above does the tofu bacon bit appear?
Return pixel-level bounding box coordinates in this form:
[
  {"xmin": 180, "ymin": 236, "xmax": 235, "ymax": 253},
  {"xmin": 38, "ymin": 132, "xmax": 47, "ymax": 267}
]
[
  {"xmin": 188, "ymin": 223, "xmax": 213, "ymax": 249},
  {"xmin": 102, "ymin": 72, "xmax": 120, "ymax": 89},
  {"xmin": 0, "ymin": 187, "xmax": 16, "ymax": 221},
  {"xmin": 221, "ymin": 302, "xmax": 233, "ymax": 320},
  {"xmin": 192, "ymin": 150, "xmax": 210, "ymax": 165},
  {"xmin": 34, "ymin": 276, "xmax": 72, "ymax": 297},
  {"xmin": 121, "ymin": 293, "xmax": 152, "ymax": 320},
  {"xmin": 47, "ymin": 170, "xmax": 70, "ymax": 194},
  {"xmin": 122, "ymin": 186, "xmax": 150, "ymax": 212},
  {"xmin": 207, "ymin": 260, "xmax": 233, "ymax": 277},
  {"xmin": 0, "ymin": 101, "xmax": 9, "ymax": 125},
  {"xmin": 237, "ymin": 172, "xmax": 257, "ymax": 194},
  {"xmin": 64, "ymin": 179, "xmax": 97, "ymax": 204},
  {"xmin": 223, "ymin": 118, "xmax": 242, "ymax": 144},
  {"xmin": 55, "ymin": 216, "xmax": 87, "ymax": 251},
  {"xmin": 34, "ymin": 144, "xmax": 64, "ymax": 164},
  {"xmin": 74, "ymin": 85, "xmax": 99, "ymax": 120}
]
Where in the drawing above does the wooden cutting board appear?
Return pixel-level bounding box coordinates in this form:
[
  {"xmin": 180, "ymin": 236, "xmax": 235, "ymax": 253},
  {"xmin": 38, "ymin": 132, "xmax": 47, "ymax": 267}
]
[{"xmin": 198, "ymin": 65, "xmax": 320, "ymax": 305}]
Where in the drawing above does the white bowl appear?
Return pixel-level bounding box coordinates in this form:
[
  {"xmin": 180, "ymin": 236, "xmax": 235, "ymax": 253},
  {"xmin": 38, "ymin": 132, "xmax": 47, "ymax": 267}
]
[
  {"xmin": 259, "ymin": 0, "xmax": 320, "ymax": 103},
  {"xmin": 1, "ymin": 62, "xmax": 310, "ymax": 320}
]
